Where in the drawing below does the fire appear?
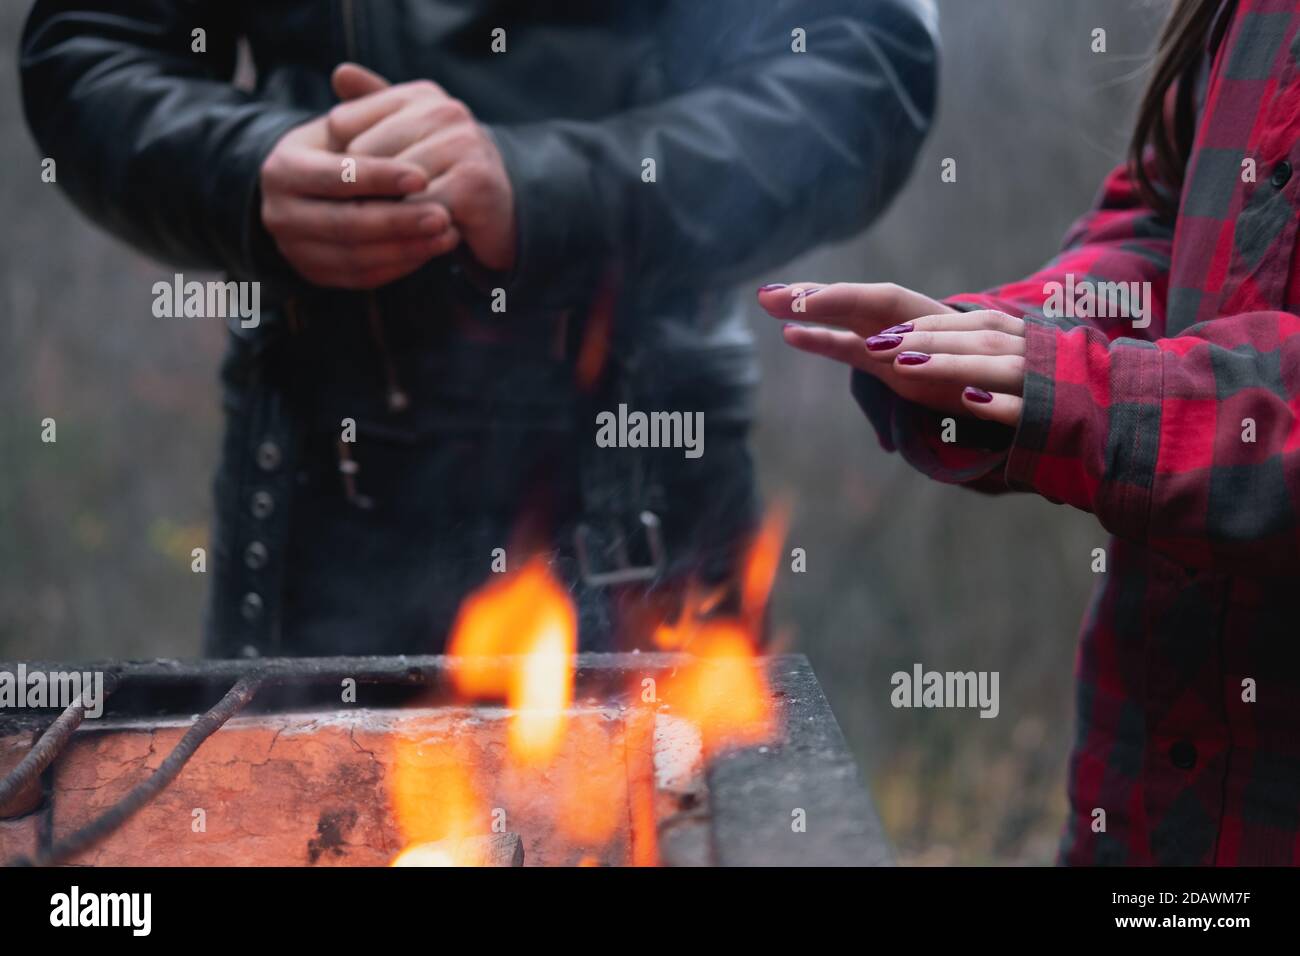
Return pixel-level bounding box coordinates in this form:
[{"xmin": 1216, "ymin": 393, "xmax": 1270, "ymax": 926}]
[
  {"xmin": 388, "ymin": 735, "xmax": 484, "ymax": 862},
  {"xmin": 659, "ymin": 622, "xmax": 775, "ymax": 753},
  {"xmin": 389, "ymin": 506, "xmax": 789, "ymax": 865},
  {"xmin": 391, "ymin": 845, "xmax": 457, "ymax": 867},
  {"xmin": 655, "ymin": 507, "xmax": 788, "ymax": 754},
  {"xmin": 741, "ymin": 503, "xmax": 788, "ymax": 620},
  {"xmin": 390, "ymin": 559, "xmax": 579, "ymax": 866},
  {"xmin": 448, "ymin": 559, "xmax": 576, "ymax": 765},
  {"xmin": 651, "ymin": 582, "xmax": 726, "ymax": 651},
  {"xmin": 507, "ymin": 618, "xmax": 573, "ymax": 765}
]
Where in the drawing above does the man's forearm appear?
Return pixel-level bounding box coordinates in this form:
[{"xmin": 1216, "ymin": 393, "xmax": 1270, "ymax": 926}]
[
  {"xmin": 20, "ymin": 0, "xmax": 314, "ymax": 277},
  {"xmin": 490, "ymin": 0, "xmax": 940, "ymax": 310}
]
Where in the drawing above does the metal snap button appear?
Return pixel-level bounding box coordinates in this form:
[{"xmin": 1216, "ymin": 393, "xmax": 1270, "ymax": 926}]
[
  {"xmin": 250, "ymin": 490, "xmax": 275, "ymax": 519},
  {"xmin": 240, "ymin": 592, "xmax": 264, "ymax": 622},
  {"xmin": 256, "ymin": 440, "xmax": 282, "ymax": 472},
  {"xmin": 244, "ymin": 541, "xmax": 269, "ymax": 570},
  {"xmin": 1272, "ymin": 160, "xmax": 1292, "ymax": 188}
]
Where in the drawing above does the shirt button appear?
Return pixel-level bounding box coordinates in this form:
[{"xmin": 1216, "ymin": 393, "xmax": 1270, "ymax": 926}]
[
  {"xmin": 1169, "ymin": 740, "xmax": 1198, "ymax": 770},
  {"xmin": 240, "ymin": 592, "xmax": 264, "ymax": 622},
  {"xmin": 250, "ymin": 490, "xmax": 275, "ymax": 519},
  {"xmin": 244, "ymin": 541, "xmax": 269, "ymax": 570},
  {"xmin": 1271, "ymin": 160, "xmax": 1292, "ymax": 188},
  {"xmin": 255, "ymin": 440, "xmax": 282, "ymax": 472}
]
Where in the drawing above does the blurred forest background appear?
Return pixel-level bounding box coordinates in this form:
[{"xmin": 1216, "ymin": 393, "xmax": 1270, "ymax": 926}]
[{"xmin": 0, "ymin": 1, "xmax": 1165, "ymax": 863}]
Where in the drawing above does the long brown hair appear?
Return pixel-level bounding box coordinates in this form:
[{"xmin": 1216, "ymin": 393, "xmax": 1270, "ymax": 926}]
[{"xmin": 1129, "ymin": 0, "xmax": 1233, "ymax": 218}]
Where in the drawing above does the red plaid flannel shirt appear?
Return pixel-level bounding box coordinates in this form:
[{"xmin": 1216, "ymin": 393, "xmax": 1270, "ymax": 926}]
[{"xmin": 853, "ymin": 0, "xmax": 1300, "ymax": 864}]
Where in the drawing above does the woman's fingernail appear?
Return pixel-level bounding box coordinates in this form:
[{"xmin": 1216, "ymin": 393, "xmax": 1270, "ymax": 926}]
[
  {"xmin": 896, "ymin": 351, "xmax": 930, "ymax": 365},
  {"xmin": 758, "ymin": 283, "xmax": 788, "ymax": 293},
  {"xmin": 866, "ymin": 334, "xmax": 903, "ymax": 351},
  {"xmin": 964, "ymin": 386, "xmax": 994, "ymax": 403},
  {"xmin": 882, "ymin": 323, "xmax": 913, "ymax": 335}
]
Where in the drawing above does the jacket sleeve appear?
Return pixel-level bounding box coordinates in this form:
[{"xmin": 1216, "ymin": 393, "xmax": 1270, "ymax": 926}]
[
  {"xmin": 20, "ymin": 0, "xmax": 316, "ymax": 278},
  {"xmin": 488, "ymin": 0, "xmax": 939, "ymax": 310},
  {"xmin": 852, "ymin": 161, "xmax": 1176, "ymax": 489},
  {"xmin": 1008, "ymin": 311, "xmax": 1300, "ymax": 573}
]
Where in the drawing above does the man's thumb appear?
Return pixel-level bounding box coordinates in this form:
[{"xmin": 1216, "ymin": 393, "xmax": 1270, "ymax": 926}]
[{"xmin": 331, "ymin": 62, "xmax": 390, "ymax": 101}]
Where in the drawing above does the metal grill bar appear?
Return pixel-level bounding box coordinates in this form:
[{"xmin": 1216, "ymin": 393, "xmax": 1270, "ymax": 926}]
[
  {"xmin": 0, "ymin": 703, "xmax": 81, "ymax": 811},
  {"xmin": 0, "ymin": 675, "xmax": 119, "ymax": 814},
  {"xmin": 0, "ymin": 653, "xmax": 683, "ymax": 689},
  {"xmin": 7, "ymin": 674, "xmax": 263, "ymax": 867}
]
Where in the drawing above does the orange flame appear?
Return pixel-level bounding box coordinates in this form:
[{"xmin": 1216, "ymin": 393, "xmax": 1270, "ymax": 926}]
[
  {"xmin": 660, "ymin": 622, "xmax": 775, "ymax": 753},
  {"xmin": 507, "ymin": 616, "xmax": 573, "ymax": 765},
  {"xmin": 390, "ymin": 505, "xmax": 789, "ymax": 865},
  {"xmin": 652, "ymin": 582, "xmax": 726, "ymax": 651},
  {"xmin": 448, "ymin": 559, "xmax": 576, "ymax": 765},
  {"xmin": 388, "ymin": 735, "xmax": 486, "ymax": 865},
  {"xmin": 655, "ymin": 507, "xmax": 788, "ymax": 754},
  {"xmin": 741, "ymin": 504, "xmax": 788, "ymax": 621}
]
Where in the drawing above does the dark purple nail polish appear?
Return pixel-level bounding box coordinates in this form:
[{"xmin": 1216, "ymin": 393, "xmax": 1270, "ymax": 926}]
[
  {"xmin": 866, "ymin": 334, "xmax": 903, "ymax": 351},
  {"xmin": 897, "ymin": 351, "xmax": 930, "ymax": 365},
  {"xmin": 964, "ymin": 386, "xmax": 993, "ymax": 404},
  {"xmin": 758, "ymin": 283, "xmax": 788, "ymax": 293},
  {"xmin": 882, "ymin": 323, "xmax": 913, "ymax": 335}
]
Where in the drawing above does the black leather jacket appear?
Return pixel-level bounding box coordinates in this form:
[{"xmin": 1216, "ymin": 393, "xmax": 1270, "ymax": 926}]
[
  {"xmin": 22, "ymin": 0, "xmax": 936, "ymax": 417},
  {"xmin": 20, "ymin": 0, "xmax": 937, "ymax": 655}
]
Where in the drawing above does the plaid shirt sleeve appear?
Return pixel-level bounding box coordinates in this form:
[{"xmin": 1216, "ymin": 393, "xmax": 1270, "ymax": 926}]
[
  {"xmin": 853, "ymin": 162, "xmax": 1175, "ymax": 492},
  {"xmin": 1011, "ymin": 310, "xmax": 1300, "ymax": 571}
]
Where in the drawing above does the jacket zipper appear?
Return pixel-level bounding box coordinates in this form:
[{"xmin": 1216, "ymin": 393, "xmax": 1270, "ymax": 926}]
[
  {"xmin": 336, "ymin": 0, "xmax": 410, "ymax": 514},
  {"xmin": 341, "ymin": 0, "xmax": 358, "ymax": 61}
]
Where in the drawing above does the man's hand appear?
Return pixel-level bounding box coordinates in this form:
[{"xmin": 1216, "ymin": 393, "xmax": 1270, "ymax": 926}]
[
  {"xmin": 259, "ymin": 112, "xmax": 461, "ymax": 289},
  {"xmin": 328, "ymin": 64, "xmax": 518, "ymax": 273}
]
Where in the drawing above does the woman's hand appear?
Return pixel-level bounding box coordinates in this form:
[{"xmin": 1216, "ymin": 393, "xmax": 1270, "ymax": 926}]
[
  {"xmin": 757, "ymin": 283, "xmax": 1025, "ymax": 426},
  {"xmin": 858, "ymin": 308, "xmax": 1026, "ymax": 426}
]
